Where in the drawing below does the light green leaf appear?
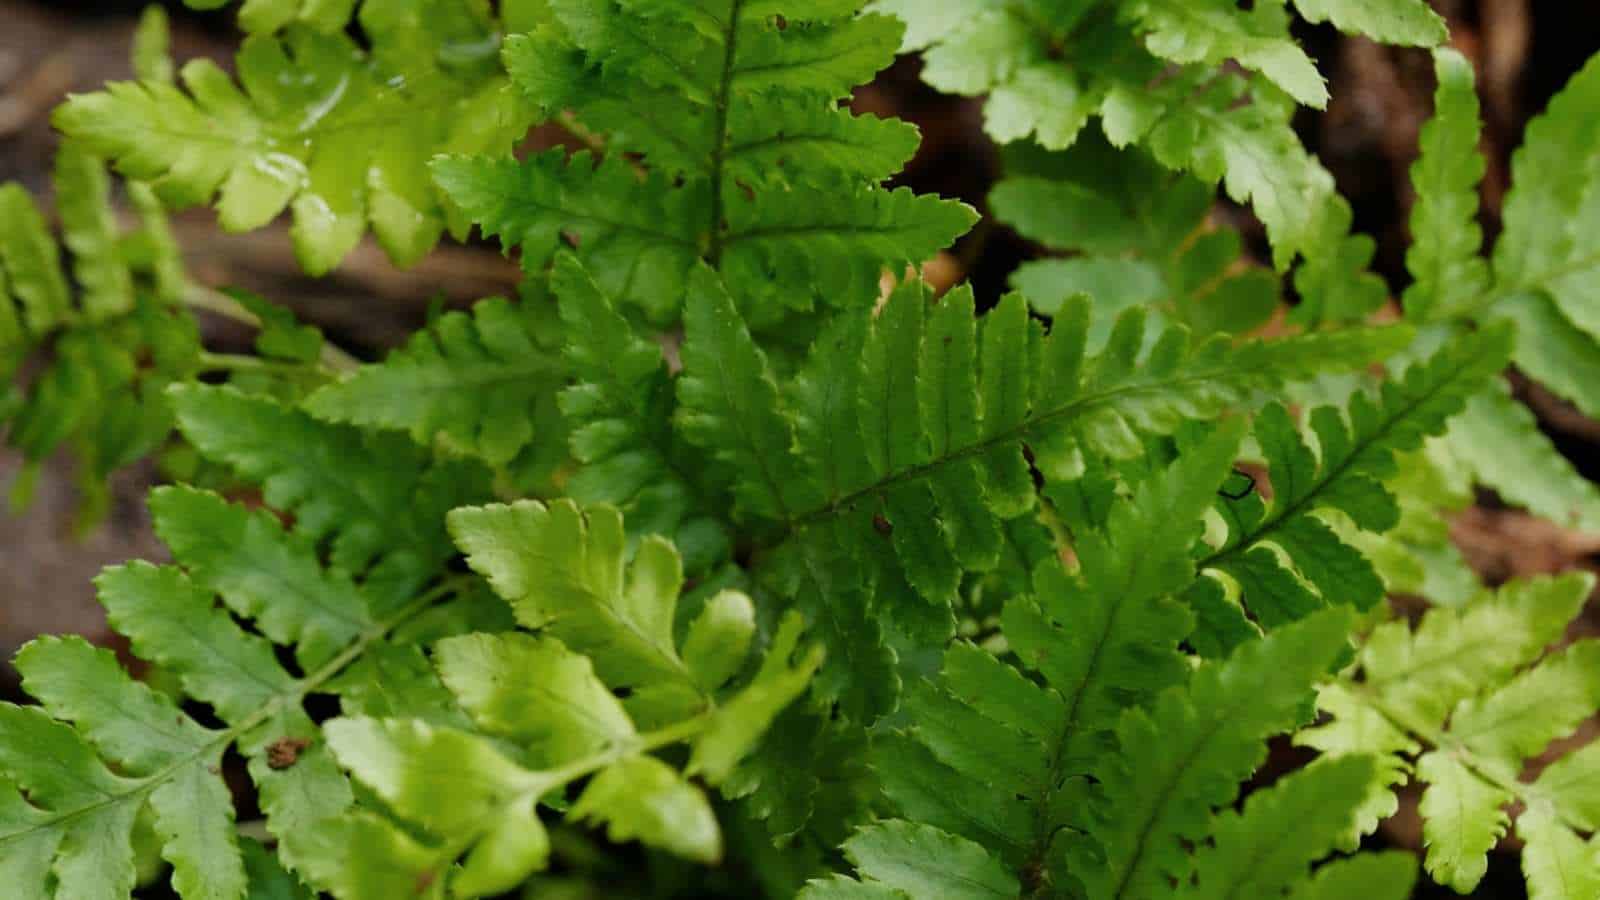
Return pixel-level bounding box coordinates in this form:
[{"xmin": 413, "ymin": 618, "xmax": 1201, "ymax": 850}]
[
  {"xmin": 570, "ymin": 755, "xmax": 721, "ymax": 864},
  {"xmin": 448, "ymin": 499, "xmax": 695, "ymax": 690},
  {"xmin": 1405, "ymin": 48, "xmax": 1490, "ymax": 321},
  {"xmin": 433, "ymin": 632, "xmax": 637, "ymax": 765},
  {"xmin": 826, "ymin": 821, "xmax": 1019, "ymax": 899}
]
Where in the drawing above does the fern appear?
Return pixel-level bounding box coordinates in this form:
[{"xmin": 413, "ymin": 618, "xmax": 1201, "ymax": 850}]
[
  {"xmin": 304, "ymin": 295, "xmax": 563, "ymax": 466},
  {"xmin": 10, "ymin": 4, "xmax": 1600, "ymax": 898},
  {"xmin": 0, "ymin": 143, "xmax": 200, "ymax": 520},
  {"xmin": 434, "ymin": 0, "xmax": 976, "ymax": 322},
  {"xmin": 1187, "ymin": 325, "xmax": 1513, "ymax": 654},
  {"xmin": 745, "ymin": 279, "xmax": 1405, "ymax": 605},
  {"xmin": 871, "ymin": 0, "xmax": 1441, "ymax": 266},
  {"xmin": 994, "ymin": 138, "xmax": 1280, "ymax": 341},
  {"xmin": 56, "ymin": 4, "xmax": 532, "ymax": 274},
  {"xmin": 299, "ymin": 498, "xmax": 821, "ymax": 898},
  {"xmin": 0, "ymin": 486, "xmax": 470, "ymax": 895},
  {"xmin": 1401, "ymin": 47, "xmax": 1600, "ymax": 532},
  {"xmin": 822, "ymin": 606, "xmax": 1372, "ymax": 899},
  {"xmin": 1301, "ymin": 573, "xmax": 1600, "ymax": 897}
]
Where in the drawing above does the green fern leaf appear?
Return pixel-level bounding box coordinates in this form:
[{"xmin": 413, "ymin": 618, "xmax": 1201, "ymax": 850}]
[
  {"xmin": 448, "ymin": 499, "xmax": 822, "ymax": 733},
  {"xmin": 1302, "ymin": 572, "xmax": 1600, "ymax": 895},
  {"xmin": 1520, "ymin": 808, "xmax": 1600, "ymax": 900},
  {"xmin": 1287, "ymin": 852, "xmax": 1418, "ymax": 900},
  {"xmin": 1, "ymin": 149, "xmax": 199, "ymax": 517},
  {"xmin": 872, "ymin": 424, "xmax": 1245, "ymax": 888},
  {"xmin": 3, "ymin": 639, "xmax": 242, "ymax": 900},
  {"xmin": 1404, "ymin": 49, "xmax": 1491, "ymax": 322},
  {"xmin": 1193, "ymin": 325, "xmax": 1513, "ymax": 643},
  {"xmin": 321, "ymin": 503, "xmax": 819, "ymax": 895},
  {"xmin": 1181, "ymin": 755, "xmax": 1381, "ymax": 900},
  {"xmin": 150, "ymin": 486, "xmax": 374, "ymax": 668},
  {"xmin": 799, "ymin": 821, "xmax": 1020, "ymax": 900},
  {"xmin": 869, "ymin": 1, "xmax": 1368, "ymax": 266},
  {"xmin": 182, "ymin": 0, "xmax": 357, "ymax": 33},
  {"xmin": 1089, "ymin": 607, "xmax": 1357, "ymax": 900},
  {"xmin": 435, "ymin": 151, "xmax": 973, "ymax": 322},
  {"xmin": 994, "ymin": 137, "xmax": 1278, "ymax": 338},
  {"xmin": 169, "ymin": 384, "xmax": 491, "ymax": 603},
  {"xmin": 1290, "ymin": 0, "xmax": 1446, "ymax": 45},
  {"xmin": 1495, "ymin": 53, "xmax": 1600, "ymax": 345},
  {"xmin": 776, "ymin": 283, "xmax": 1409, "ymax": 606},
  {"xmin": 305, "ymin": 295, "xmax": 562, "ymax": 465},
  {"xmin": 677, "ymin": 265, "xmax": 820, "ymax": 521},
  {"xmin": 1443, "ymin": 382, "xmax": 1600, "ymax": 531},
  {"xmin": 553, "ymin": 253, "xmax": 731, "ymax": 570},
  {"xmin": 55, "ymin": 22, "xmax": 530, "ymax": 275},
  {"xmin": 443, "ymin": 0, "xmax": 971, "ymax": 322},
  {"xmin": 0, "ymin": 471, "xmax": 491, "ymax": 896},
  {"xmin": 1132, "ymin": 0, "xmax": 1328, "ymax": 108}
]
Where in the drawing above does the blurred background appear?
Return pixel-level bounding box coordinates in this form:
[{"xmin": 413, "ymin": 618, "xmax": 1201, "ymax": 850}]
[{"xmin": 1, "ymin": 1, "xmax": 1597, "ymax": 896}]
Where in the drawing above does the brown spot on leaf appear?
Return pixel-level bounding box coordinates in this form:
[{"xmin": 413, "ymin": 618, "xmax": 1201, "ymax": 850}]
[
  {"xmin": 872, "ymin": 513, "xmax": 893, "ymax": 537},
  {"xmin": 266, "ymin": 737, "xmax": 313, "ymax": 770}
]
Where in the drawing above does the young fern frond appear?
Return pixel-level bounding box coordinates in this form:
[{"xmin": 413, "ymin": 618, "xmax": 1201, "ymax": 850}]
[
  {"xmin": 435, "ymin": 0, "xmax": 976, "ymax": 322},
  {"xmin": 1300, "ymin": 573, "xmax": 1600, "ymax": 897},
  {"xmin": 311, "ymin": 498, "xmax": 821, "ymax": 898},
  {"xmin": 1187, "ymin": 324, "xmax": 1514, "ymax": 655},
  {"xmin": 56, "ymin": 7, "xmax": 532, "ymax": 275}
]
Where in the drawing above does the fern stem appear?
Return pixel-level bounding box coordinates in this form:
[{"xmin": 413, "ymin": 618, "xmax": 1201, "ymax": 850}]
[
  {"xmin": 183, "ymin": 283, "xmax": 361, "ymax": 373},
  {"xmin": 196, "ymin": 351, "xmax": 336, "ymax": 379}
]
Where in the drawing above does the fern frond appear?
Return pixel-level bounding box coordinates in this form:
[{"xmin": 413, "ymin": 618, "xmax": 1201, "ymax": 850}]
[
  {"xmin": 1, "ymin": 145, "xmax": 200, "ymax": 517},
  {"xmin": 553, "ymin": 254, "xmax": 732, "ymax": 571},
  {"xmin": 1287, "ymin": 852, "xmax": 1418, "ymax": 900},
  {"xmin": 0, "ymin": 481, "xmax": 485, "ymax": 896},
  {"xmin": 1131, "ymin": 0, "xmax": 1329, "ymax": 108},
  {"xmin": 1300, "ymin": 572, "xmax": 1600, "ymax": 895},
  {"xmin": 1493, "ymin": 53, "xmax": 1600, "ymax": 355},
  {"xmin": 168, "ymin": 384, "xmax": 492, "ymax": 604},
  {"xmin": 1191, "ymin": 325, "xmax": 1513, "ymax": 647},
  {"xmin": 436, "ymin": 0, "xmax": 973, "ymax": 323},
  {"xmin": 1088, "ymin": 607, "xmax": 1358, "ymax": 899},
  {"xmin": 1180, "ymin": 755, "xmax": 1381, "ymax": 900},
  {"xmin": 870, "ymin": 426, "xmax": 1243, "ymax": 889},
  {"xmin": 677, "ymin": 264, "xmax": 821, "ymax": 522},
  {"xmin": 798, "ymin": 821, "xmax": 1020, "ymax": 899},
  {"xmin": 767, "ymin": 282, "xmax": 1408, "ymax": 607},
  {"xmin": 1404, "ymin": 48, "xmax": 1491, "ymax": 323},
  {"xmin": 56, "ymin": 16, "xmax": 531, "ymax": 275},
  {"xmin": 1443, "ymin": 382, "xmax": 1600, "ymax": 532},
  {"xmin": 308, "ymin": 499, "xmax": 822, "ymax": 896},
  {"xmin": 435, "ymin": 151, "xmax": 973, "ymax": 322},
  {"xmin": 871, "ymin": 0, "xmax": 1440, "ymax": 265},
  {"xmin": 304, "ymin": 295, "xmax": 563, "ymax": 466},
  {"xmin": 994, "ymin": 136, "xmax": 1278, "ymax": 339}
]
